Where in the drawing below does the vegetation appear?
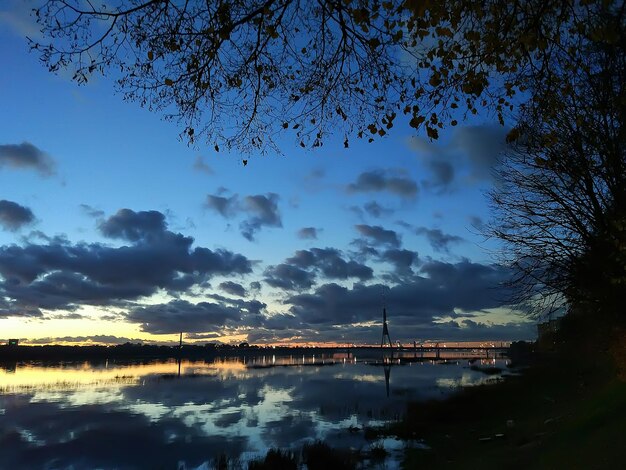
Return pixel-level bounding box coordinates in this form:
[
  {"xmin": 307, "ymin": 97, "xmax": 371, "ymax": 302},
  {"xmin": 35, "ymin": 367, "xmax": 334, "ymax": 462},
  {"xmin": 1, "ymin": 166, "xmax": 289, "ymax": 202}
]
[
  {"xmin": 31, "ymin": 1, "xmax": 618, "ymax": 152},
  {"xmin": 302, "ymin": 440, "xmax": 359, "ymax": 470},
  {"xmin": 248, "ymin": 448, "xmax": 297, "ymax": 470},
  {"xmin": 391, "ymin": 334, "xmax": 626, "ymax": 468},
  {"xmin": 490, "ymin": 3, "xmax": 626, "ymax": 325}
]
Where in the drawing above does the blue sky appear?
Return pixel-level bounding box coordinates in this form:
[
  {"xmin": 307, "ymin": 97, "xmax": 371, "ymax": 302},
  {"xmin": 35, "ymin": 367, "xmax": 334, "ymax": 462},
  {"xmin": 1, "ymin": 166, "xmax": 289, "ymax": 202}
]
[{"xmin": 0, "ymin": 1, "xmax": 535, "ymax": 345}]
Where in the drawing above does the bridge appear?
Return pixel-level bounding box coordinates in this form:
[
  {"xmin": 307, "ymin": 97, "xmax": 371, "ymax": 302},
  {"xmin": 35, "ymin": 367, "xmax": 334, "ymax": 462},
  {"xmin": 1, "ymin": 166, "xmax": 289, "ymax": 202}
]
[{"xmin": 344, "ymin": 345, "xmax": 510, "ymax": 359}]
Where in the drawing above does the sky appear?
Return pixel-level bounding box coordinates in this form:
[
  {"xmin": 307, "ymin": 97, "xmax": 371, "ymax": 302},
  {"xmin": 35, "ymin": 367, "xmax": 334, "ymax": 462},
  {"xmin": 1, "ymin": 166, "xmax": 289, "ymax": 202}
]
[{"xmin": 0, "ymin": 1, "xmax": 536, "ymax": 346}]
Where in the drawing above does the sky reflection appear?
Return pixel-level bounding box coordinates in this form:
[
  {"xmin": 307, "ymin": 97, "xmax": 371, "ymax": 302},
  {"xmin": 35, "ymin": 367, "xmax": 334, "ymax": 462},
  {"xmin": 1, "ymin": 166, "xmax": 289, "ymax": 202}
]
[{"xmin": 0, "ymin": 352, "xmax": 505, "ymax": 468}]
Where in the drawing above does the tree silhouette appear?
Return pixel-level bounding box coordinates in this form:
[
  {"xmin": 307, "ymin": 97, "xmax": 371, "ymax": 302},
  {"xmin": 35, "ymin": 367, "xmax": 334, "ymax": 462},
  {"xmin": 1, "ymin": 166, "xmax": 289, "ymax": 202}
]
[
  {"xmin": 30, "ymin": 1, "xmax": 619, "ymax": 152},
  {"xmin": 490, "ymin": 6, "xmax": 625, "ymax": 323}
]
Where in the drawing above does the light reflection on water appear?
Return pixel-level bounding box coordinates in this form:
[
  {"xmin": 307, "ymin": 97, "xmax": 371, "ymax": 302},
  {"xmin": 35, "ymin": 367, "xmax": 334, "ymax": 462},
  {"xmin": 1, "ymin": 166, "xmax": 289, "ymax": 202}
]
[{"xmin": 0, "ymin": 351, "xmax": 507, "ymax": 469}]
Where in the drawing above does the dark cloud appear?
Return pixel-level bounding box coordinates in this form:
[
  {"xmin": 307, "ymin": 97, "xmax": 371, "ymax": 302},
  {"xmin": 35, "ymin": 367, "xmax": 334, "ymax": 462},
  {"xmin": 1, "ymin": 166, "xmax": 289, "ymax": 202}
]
[
  {"xmin": 23, "ymin": 335, "xmax": 152, "ymax": 345},
  {"xmin": 424, "ymin": 160, "xmax": 455, "ymax": 191},
  {"xmin": 0, "ymin": 209, "xmax": 252, "ymax": 316},
  {"xmin": 413, "ymin": 125, "xmax": 509, "ymax": 191},
  {"xmin": 99, "ymin": 209, "xmax": 167, "ymax": 242},
  {"xmin": 363, "ymin": 201, "xmax": 393, "ymax": 218},
  {"xmin": 127, "ymin": 299, "xmax": 243, "ymax": 334},
  {"xmin": 0, "ymin": 142, "xmax": 55, "ymax": 176},
  {"xmin": 414, "ymin": 227, "xmax": 465, "ymax": 253},
  {"xmin": 347, "ymin": 170, "xmax": 418, "ymax": 199},
  {"xmin": 297, "ymin": 227, "xmax": 319, "ymax": 240},
  {"xmin": 184, "ymin": 332, "xmax": 221, "ymax": 340},
  {"xmin": 286, "ymin": 260, "xmax": 513, "ymax": 327},
  {"xmin": 219, "ymin": 281, "xmax": 247, "ymax": 297},
  {"xmin": 469, "ymin": 215, "xmax": 486, "ymax": 232},
  {"xmin": 455, "ymin": 125, "xmax": 509, "ymax": 180},
  {"xmin": 0, "ymin": 297, "xmax": 42, "ymax": 318},
  {"xmin": 206, "ymin": 293, "xmax": 266, "ymax": 315},
  {"xmin": 193, "ymin": 156, "xmax": 214, "ymax": 175},
  {"xmin": 263, "ymin": 263, "xmax": 316, "ymax": 291},
  {"xmin": 380, "ymin": 249, "xmax": 419, "ymax": 275},
  {"xmin": 0, "ymin": 200, "xmax": 35, "ymax": 231},
  {"xmin": 205, "ymin": 194, "xmax": 238, "ymax": 218},
  {"xmin": 354, "ymin": 224, "xmax": 401, "ymax": 248},
  {"xmin": 249, "ymin": 281, "xmax": 261, "ymax": 292},
  {"xmin": 263, "ymin": 247, "xmax": 373, "ymax": 293},
  {"xmin": 286, "ymin": 248, "xmax": 373, "ymax": 281},
  {"xmin": 79, "ymin": 204, "xmax": 105, "ymax": 218},
  {"xmin": 205, "ymin": 192, "xmax": 282, "ymax": 241},
  {"xmin": 240, "ymin": 194, "xmax": 282, "ymax": 240}
]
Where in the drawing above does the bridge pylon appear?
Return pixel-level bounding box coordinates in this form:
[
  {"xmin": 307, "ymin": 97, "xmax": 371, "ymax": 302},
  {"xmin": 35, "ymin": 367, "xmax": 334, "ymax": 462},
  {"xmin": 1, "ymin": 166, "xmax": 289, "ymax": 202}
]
[{"xmin": 381, "ymin": 307, "xmax": 393, "ymax": 348}]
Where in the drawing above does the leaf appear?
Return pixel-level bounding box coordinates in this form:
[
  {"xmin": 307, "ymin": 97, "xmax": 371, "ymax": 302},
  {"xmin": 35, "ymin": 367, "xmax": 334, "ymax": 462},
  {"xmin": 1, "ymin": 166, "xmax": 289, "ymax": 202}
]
[
  {"xmin": 426, "ymin": 126, "xmax": 439, "ymax": 139},
  {"xmin": 164, "ymin": 78, "xmax": 174, "ymax": 86},
  {"xmin": 242, "ymin": 159, "xmax": 248, "ymax": 166},
  {"xmin": 409, "ymin": 115, "xmax": 425, "ymax": 129},
  {"xmin": 147, "ymin": 50, "xmax": 154, "ymax": 60}
]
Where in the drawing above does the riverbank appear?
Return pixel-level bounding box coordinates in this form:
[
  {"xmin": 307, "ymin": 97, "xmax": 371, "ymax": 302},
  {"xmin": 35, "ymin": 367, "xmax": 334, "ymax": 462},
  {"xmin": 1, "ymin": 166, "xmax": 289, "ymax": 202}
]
[{"xmin": 389, "ymin": 352, "xmax": 626, "ymax": 469}]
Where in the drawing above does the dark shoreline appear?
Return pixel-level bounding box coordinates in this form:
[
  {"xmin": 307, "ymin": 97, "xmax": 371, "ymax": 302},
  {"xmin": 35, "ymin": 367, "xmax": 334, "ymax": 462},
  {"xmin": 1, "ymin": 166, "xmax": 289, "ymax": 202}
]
[{"xmin": 0, "ymin": 343, "xmax": 512, "ymax": 362}]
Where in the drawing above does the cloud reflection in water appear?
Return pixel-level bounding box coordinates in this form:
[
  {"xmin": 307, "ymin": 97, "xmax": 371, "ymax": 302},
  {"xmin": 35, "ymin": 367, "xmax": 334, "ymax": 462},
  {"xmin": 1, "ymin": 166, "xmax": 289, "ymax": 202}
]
[{"xmin": 0, "ymin": 353, "xmax": 505, "ymax": 468}]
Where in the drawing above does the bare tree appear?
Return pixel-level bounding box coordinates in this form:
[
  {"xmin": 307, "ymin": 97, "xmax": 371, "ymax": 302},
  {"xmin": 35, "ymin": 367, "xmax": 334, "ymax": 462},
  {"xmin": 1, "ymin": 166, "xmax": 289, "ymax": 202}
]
[{"xmin": 490, "ymin": 9, "xmax": 626, "ymax": 322}]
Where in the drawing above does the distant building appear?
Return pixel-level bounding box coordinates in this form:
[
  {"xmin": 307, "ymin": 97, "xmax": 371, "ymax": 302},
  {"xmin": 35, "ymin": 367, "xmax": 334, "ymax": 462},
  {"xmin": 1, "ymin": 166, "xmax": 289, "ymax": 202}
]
[{"xmin": 7, "ymin": 339, "xmax": 19, "ymax": 347}]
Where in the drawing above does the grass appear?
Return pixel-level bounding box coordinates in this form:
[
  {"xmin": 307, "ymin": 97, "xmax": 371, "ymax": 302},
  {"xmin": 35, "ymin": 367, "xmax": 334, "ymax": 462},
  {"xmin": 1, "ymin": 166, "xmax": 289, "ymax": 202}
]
[{"xmin": 394, "ymin": 349, "xmax": 626, "ymax": 469}]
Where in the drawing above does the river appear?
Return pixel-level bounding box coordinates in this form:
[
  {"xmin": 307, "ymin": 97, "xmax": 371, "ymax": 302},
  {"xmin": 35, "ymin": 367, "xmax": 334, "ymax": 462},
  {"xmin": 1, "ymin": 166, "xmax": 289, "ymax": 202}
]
[{"xmin": 0, "ymin": 350, "xmax": 508, "ymax": 469}]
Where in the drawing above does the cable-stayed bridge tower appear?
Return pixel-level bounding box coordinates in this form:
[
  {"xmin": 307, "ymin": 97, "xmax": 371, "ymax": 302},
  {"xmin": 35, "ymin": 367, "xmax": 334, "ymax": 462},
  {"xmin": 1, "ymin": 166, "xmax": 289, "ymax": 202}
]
[{"xmin": 380, "ymin": 307, "xmax": 393, "ymax": 348}]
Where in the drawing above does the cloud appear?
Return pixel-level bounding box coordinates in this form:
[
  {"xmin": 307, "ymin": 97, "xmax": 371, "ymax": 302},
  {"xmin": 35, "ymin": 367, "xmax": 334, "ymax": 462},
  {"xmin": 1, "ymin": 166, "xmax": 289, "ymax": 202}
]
[
  {"xmin": 414, "ymin": 227, "xmax": 465, "ymax": 253},
  {"xmin": 297, "ymin": 227, "xmax": 320, "ymax": 240},
  {"xmin": 99, "ymin": 209, "xmax": 167, "ymax": 242},
  {"xmin": 454, "ymin": 125, "xmax": 509, "ymax": 180},
  {"xmin": 205, "ymin": 192, "xmax": 282, "ymax": 240},
  {"xmin": 286, "ymin": 248, "xmax": 373, "ymax": 281},
  {"xmin": 79, "ymin": 204, "xmax": 105, "ymax": 218},
  {"xmin": 126, "ymin": 299, "xmax": 244, "ymax": 334},
  {"xmin": 239, "ymin": 194, "xmax": 282, "ymax": 240},
  {"xmin": 0, "ymin": 142, "xmax": 55, "ymax": 176},
  {"xmin": 249, "ymin": 281, "xmax": 261, "ymax": 292},
  {"xmin": 0, "ymin": 1, "xmax": 41, "ymax": 38},
  {"xmin": 425, "ymin": 160, "xmax": 455, "ymax": 191},
  {"xmin": 379, "ymin": 249, "xmax": 419, "ymax": 276},
  {"xmin": 219, "ymin": 281, "xmax": 247, "ymax": 297},
  {"xmin": 263, "ymin": 247, "xmax": 373, "ymax": 293},
  {"xmin": 285, "ymin": 260, "xmax": 514, "ymax": 330},
  {"xmin": 22, "ymin": 335, "xmax": 151, "ymax": 345},
  {"xmin": 347, "ymin": 169, "xmax": 418, "ymax": 199},
  {"xmin": 354, "ymin": 224, "xmax": 401, "ymax": 248},
  {"xmin": 205, "ymin": 194, "xmax": 238, "ymax": 218},
  {"xmin": 469, "ymin": 215, "xmax": 486, "ymax": 231},
  {"xmin": 363, "ymin": 201, "xmax": 393, "ymax": 218},
  {"xmin": 264, "ymin": 263, "xmax": 316, "ymax": 291},
  {"xmin": 412, "ymin": 125, "xmax": 510, "ymax": 191},
  {"xmin": 0, "ymin": 209, "xmax": 252, "ymax": 316},
  {"xmin": 193, "ymin": 155, "xmax": 214, "ymax": 175},
  {"xmin": 0, "ymin": 200, "xmax": 35, "ymax": 231}
]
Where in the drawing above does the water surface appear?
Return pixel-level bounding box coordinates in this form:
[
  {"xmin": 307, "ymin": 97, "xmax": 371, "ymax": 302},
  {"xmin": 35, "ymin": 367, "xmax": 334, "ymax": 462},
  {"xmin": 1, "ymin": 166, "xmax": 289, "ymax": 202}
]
[{"xmin": 0, "ymin": 350, "xmax": 506, "ymax": 469}]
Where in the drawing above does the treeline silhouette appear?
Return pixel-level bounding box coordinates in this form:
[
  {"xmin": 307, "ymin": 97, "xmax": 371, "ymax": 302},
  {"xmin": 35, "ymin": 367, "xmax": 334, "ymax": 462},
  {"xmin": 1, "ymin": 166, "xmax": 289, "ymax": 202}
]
[{"xmin": 0, "ymin": 343, "xmax": 353, "ymax": 362}]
